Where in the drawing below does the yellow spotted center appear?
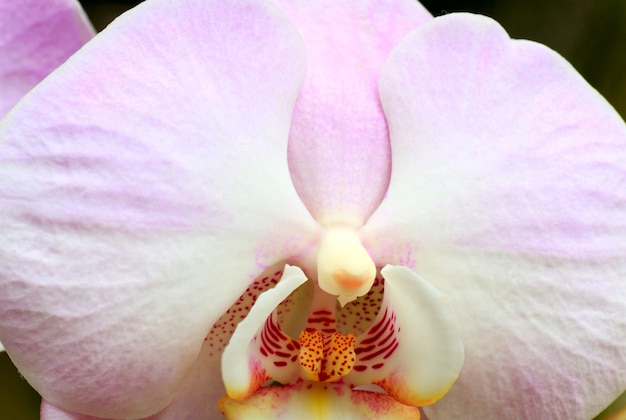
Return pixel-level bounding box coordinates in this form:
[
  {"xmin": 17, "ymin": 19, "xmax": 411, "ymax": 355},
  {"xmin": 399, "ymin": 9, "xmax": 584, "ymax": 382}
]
[{"xmin": 298, "ymin": 328, "xmax": 356, "ymax": 382}]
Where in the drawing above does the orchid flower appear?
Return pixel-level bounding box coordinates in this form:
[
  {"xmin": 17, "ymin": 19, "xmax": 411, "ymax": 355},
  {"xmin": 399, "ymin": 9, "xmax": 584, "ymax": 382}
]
[
  {"xmin": 0, "ymin": 0, "xmax": 93, "ymax": 353},
  {"xmin": 0, "ymin": 0, "xmax": 625, "ymax": 419}
]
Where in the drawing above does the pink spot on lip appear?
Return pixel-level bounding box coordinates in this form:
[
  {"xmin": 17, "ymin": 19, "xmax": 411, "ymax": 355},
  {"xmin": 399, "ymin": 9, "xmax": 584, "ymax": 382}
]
[
  {"xmin": 377, "ymin": 327, "xmax": 395, "ymax": 347},
  {"xmin": 361, "ymin": 316, "xmax": 391, "ymax": 345},
  {"xmin": 382, "ymin": 342, "xmax": 399, "ymax": 360},
  {"xmin": 360, "ymin": 339, "xmax": 397, "ymax": 362},
  {"xmin": 308, "ymin": 317, "xmax": 335, "ymax": 324},
  {"xmin": 354, "ymin": 345, "xmax": 375, "ymax": 355}
]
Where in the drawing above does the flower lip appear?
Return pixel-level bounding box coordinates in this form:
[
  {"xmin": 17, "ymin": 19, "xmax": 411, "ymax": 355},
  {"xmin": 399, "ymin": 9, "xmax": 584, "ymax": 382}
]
[{"xmin": 221, "ymin": 263, "xmax": 464, "ymax": 409}]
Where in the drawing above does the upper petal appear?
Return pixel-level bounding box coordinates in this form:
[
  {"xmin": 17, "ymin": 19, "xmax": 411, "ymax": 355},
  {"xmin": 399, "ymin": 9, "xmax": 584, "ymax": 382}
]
[
  {"xmin": 363, "ymin": 13, "xmax": 626, "ymax": 419},
  {"xmin": 0, "ymin": 0, "xmax": 319, "ymax": 417},
  {"xmin": 0, "ymin": 0, "xmax": 93, "ymax": 117},
  {"xmin": 274, "ymin": 0, "xmax": 431, "ymax": 226}
]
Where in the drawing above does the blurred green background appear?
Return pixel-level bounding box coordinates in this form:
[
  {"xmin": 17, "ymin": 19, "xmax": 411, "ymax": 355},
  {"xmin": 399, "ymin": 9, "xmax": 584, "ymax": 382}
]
[{"xmin": 1, "ymin": 0, "xmax": 625, "ymax": 419}]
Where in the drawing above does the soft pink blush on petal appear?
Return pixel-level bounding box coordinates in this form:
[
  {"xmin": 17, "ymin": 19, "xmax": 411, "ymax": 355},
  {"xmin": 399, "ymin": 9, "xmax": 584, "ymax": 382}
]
[
  {"xmin": 363, "ymin": 13, "xmax": 626, "ymax": 419},
  {"xmin": 0, "ymin": 0, "xmax": 93, "ymax": 117},
  {"xmin": 0, "ymin": 0, "xmax": 319, "ymax": 418},
  {"xmin": 41, "ymin": 342, "xmax": 224, "ymax": 420},
  {"xmin": 273, "ymin": 0, "xmax": 431, "ymax": 225}
]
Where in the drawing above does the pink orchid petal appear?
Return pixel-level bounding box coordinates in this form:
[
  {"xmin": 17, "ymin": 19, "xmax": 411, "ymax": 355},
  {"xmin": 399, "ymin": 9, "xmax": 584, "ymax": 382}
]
[
  {"xmin": 274, "ymin": 0, "xmax": 431, "ymax": 225},
  {"xmin": 362, "ymin": 13, "xmax": 626, "ymax": 419},
  {"xmin": 0, "ymin": 0, "xmax": 93, "ymax": 117},
  {"xmin": 0, "ymin": 0, "xmax": 320, "ymax": 417}
]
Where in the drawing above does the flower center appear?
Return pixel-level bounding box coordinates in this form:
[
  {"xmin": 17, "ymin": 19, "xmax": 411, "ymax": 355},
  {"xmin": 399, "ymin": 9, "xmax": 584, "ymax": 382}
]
[{"xmin": 220, "ymin": 243, "xmax": 464, "ymax": 415}]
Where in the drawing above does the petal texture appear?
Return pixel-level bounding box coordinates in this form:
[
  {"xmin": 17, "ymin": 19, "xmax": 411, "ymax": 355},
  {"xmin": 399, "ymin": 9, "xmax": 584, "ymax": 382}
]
[
  {"xmin": 363, "ymin": 13, "xmax": 626, "ymax": 419},
  {"xmin": 0, "ymin": 0, "xmax": 93, "ymax": 117},
  {"xmin": 0, "ymin": 0, "xmax": 318, "ymax": 417},
  {"xmin": 274, "ymin": 0, "xmax": 431, "ymax": 225}
]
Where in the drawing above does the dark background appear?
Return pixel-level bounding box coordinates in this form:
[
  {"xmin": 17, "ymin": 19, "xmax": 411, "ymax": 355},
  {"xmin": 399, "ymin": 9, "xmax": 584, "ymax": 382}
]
[{"xmin": 1, "ymin": 1, "xmax": 625, "ymax": 418}]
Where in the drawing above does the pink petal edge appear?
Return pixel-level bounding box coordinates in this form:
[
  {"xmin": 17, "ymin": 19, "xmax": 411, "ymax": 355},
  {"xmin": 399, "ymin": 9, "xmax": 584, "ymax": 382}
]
[{"xmin": 0, "ymin": 0, "xmax": 93, "ymax": 117}]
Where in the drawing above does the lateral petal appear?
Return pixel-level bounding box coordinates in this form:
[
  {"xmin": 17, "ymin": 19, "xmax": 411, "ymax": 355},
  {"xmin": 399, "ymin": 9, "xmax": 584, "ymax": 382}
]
[
  {"xmin": 364, "ymin": 13, "xmax": 626, "ymax": 419},
  {"xmin": 0, "ymin": 0, "xmax": 317, "ymax": 417}
]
